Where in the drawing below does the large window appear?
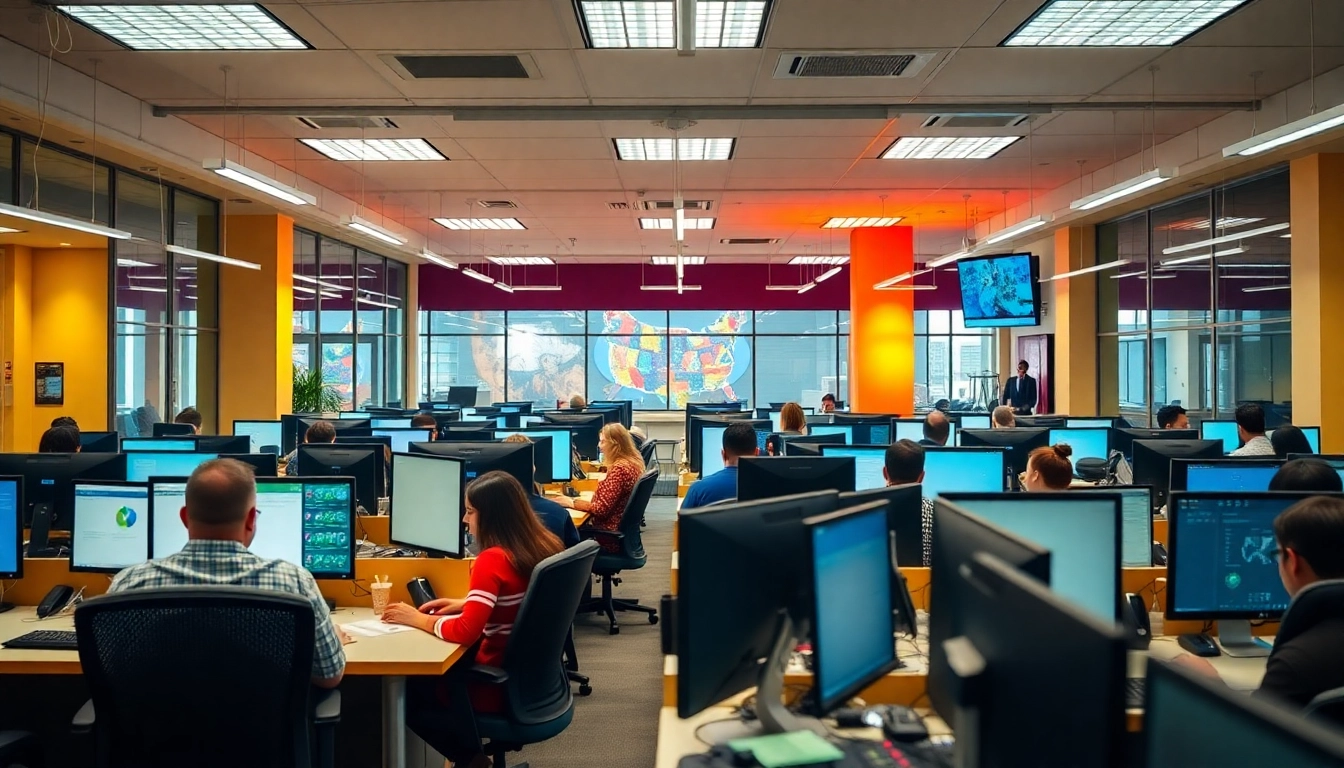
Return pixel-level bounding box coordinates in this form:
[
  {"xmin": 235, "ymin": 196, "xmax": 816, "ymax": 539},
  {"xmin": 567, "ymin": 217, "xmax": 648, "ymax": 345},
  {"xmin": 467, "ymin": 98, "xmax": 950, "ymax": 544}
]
[
  {"xmin": 292, "ymin": 230, "xmax": 408, "ymax": 409},
  {"xmin": 1097, "ymin": 168, "xmax": 1290, "ymax": 426},
  {"xmin": 913, "ymin": 310, "xmax": 997, "ymax": 410}
]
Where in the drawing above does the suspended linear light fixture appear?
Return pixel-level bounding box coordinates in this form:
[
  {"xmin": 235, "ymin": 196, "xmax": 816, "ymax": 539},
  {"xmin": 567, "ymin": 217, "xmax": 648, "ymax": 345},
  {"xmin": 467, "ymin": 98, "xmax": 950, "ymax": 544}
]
[{"xmin": 165, "ymin": 244, "xmax": 260, "ymax": 270}]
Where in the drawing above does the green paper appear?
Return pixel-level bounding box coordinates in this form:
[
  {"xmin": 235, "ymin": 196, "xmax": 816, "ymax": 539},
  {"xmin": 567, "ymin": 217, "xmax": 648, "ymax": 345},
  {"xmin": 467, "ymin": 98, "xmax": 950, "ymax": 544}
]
[{"xmin": 726, "ymin": 730, "xmax": 845, "ymax": 767}]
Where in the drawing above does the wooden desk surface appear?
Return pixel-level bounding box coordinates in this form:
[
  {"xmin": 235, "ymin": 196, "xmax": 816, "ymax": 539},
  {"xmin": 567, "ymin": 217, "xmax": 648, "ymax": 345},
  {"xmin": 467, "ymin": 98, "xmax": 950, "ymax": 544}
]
[{"xmin": 0, "ymin": 606, "xmax": 462, "ymax": 677}]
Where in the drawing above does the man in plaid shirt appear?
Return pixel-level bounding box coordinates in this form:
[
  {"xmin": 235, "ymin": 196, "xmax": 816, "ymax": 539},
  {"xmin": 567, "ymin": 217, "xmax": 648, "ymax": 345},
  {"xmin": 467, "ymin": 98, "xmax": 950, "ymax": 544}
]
[{"xmin": 108, "ymin": 458, "xmax": 347, "ymax": 688}]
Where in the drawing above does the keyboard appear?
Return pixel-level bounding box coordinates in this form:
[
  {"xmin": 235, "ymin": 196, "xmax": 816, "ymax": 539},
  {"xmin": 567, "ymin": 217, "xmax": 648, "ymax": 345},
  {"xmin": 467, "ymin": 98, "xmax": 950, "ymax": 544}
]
[
  {"xmin": 2, "ymin": 630, "xmax": 78, "ymax": 650},
  {"xmin": 1126, "ymin": 677, "xmax": 1145, "ymax": 708}
]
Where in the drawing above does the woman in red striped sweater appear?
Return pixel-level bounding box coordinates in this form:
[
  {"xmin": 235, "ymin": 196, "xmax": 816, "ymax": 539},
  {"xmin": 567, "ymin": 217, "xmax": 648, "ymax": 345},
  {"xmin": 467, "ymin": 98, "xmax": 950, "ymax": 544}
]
[{"xmin": 382, "ymin": 471, "xmax": 563, "ymax": 768}]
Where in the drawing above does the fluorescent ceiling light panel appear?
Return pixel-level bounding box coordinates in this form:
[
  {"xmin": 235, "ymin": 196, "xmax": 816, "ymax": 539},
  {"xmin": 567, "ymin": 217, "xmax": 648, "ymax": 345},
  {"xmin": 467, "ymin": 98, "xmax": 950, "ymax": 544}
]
[
  {"xmin": 1002, "ymin": 0, "xmax": 1251, "ymax": 47},
  {"xmin": 797, "ymin": 281, "xmax": 819, "ymax": 294},
  {"xmin": 126, "ymin": 285, "xmax": 168, "ymax": 293},
  {"xmin": 421, "ymin": 250, "xmax": 458, "ymax": 270},
  {"xmin": 926, "ymin": 248, "xmax": 977, "ymax": 269},
  {"xmin": 494, "ymin": 282, "xmax": 515, "ymax": 294},
  {"xmin": 788, "ymin": 255, "xmax": 849, "ymax": 266},
  {"xmin": 345, "ymin": 216, "xmax": 407, "ymax": 246},
  {"xmin": 879, "ymin": 284, "xmax": 938, "ymax": 291},
  {"xmin": 204, "ymin": 159, "xmax": 314, "ymax": 206},
  {"xmin": 462, "ymin": 268, "xmax": 496, "ymax": 285},
  {"xmin": 0, "ymin": 202, "xmax": 133, "ymax": 239},
  {"xmin": 814, "ymin": 266, "xmax": 844, "ymax": 283},
  {"xmin": 652, "ymin": 255, "xmax": 707, "ymax": 265},
  {"xmin": 512, "ymin": 285, "xmax": 564, "ymax": 291},
  {"xmin": 487, "ymin": 256, "xmax": 555, "ymax": 266},
  {"xmin": 116, "ymin": 258, "xmax": 154, "ymax": 268},
  {"xmin": 579, "ymin": 0, "xmax": 766, "ymax": 48},
  {"xmin": 821, "ymin": 217, "xmax": 902, "ymax": 229},
  {"xmin": 165, "ymin": 244, "xmax": 261, "ymax": 271},
  {"xmin": 640, "ymin": 217, "xmax": 715, "ymax": 230},
  {"xmin": 881, "ymin": 136, "xmax": 1020, "ymax": 160},
  {"xmin": 433, "ymin": 218, "xmax": 526, "ymax": 230},
  {"xmin": 300, "ymin": 139, "xmax": 446, "ymax": 162},
  {"xmin": 1070, "ymin": 168, "xmax": 1176, "ymax": 210},
  {"xmin": 985, "ymin": 214, "xmax": 1051, "ymax": 245},
  {"xmin": 613, "ymin": 138, "xmax": 735, "ymax": 161},
  {"xmin": 1223, "ymin": 102, "xmax": 1344, "ymax": 157},
  {"xmin": 58, "ymin": 4, "xmax": 310, "ymax": 50},
  {"xmin": 765, "ymin": 284, "xmax": 810, "ymax": 291},
  {"xmin": 640, "ymin": 284, "xmax": 704, "ymax": 291},
  {"xmin": 1160, "ymin": 222, "xmax": 1289, "ymax": 255},
  {"xmin": 1045, "ymin": 259, "xmax": 1131, "ymax": 281}
]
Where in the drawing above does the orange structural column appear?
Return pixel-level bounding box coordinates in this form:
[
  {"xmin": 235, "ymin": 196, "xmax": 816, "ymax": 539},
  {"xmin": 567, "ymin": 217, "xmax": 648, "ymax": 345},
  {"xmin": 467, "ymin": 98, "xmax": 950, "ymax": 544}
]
[{"xmin": 849, "ymin": 226, "xmax": 915, "ymax": 415}]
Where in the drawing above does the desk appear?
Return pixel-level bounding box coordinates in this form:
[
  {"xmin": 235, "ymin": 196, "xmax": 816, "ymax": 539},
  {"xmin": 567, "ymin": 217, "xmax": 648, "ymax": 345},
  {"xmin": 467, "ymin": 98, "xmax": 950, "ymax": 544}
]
[
  {"xmin": 0, "ymin": 606, "xmax": 462, "ymax": 768},
  {"xmin": 570, "ymin": 510, "xmax": 589, "ymax": 528}
]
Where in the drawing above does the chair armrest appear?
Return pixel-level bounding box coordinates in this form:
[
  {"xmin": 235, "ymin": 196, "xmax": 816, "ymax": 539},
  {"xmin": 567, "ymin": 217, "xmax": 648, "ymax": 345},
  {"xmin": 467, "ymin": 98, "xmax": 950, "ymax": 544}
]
[
  {"xmin": 312, "ymin": 688, "xmax": 342, "ymax": 725},
  {"xmin": 71, "ymin": 699, "xmax": 95, "ymax": 732},
  {"xmin": 469, "ymin": 664, "xmax": 509, "ymax": 685},
  {"xmin": 1305, "ymin": 686, "xmax": 1344, "ymax": 718}
]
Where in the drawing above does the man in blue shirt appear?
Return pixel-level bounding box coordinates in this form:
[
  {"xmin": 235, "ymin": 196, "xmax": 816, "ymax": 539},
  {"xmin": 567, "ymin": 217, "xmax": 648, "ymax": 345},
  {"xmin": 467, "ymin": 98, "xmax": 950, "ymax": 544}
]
[
  {"xmin": 502, "ymin": 433, "xmax": 580, "ymax": 546},
  {"xmin": 683, "ymin": 422, "xmax": 758, "ymax": 509}
]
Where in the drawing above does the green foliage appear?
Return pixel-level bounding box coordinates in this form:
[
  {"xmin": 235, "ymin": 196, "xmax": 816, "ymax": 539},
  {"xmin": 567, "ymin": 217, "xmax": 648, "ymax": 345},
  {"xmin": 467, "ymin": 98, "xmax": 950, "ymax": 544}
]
[{"xmin": 292, "ymin": 364, "xmax": 343, "ymax": 413}]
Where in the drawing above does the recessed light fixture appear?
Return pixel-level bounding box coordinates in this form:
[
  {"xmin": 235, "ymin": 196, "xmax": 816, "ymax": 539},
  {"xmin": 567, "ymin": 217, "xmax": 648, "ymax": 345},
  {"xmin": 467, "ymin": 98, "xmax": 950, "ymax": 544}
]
[
  {"xmin": 204, "ymin": 159, "xmax": 315, "ymax": 206},
  {"xmin": 300, "ymin": 139, "xmax": 446, "ymax": 162},
  {"xmin": 433, "ymin": 218, "xmax": 526, "ymax": 230},
  {"xmin": 614, "ymin": 138, "xmax": 735, "ymax": 161},
  {"xmin": 821, "ymin": 217, "xmax": 902, "ymax": 229},
  {"xmin": 789, "ymin": 255, "xmax": 849, "ymax": 266},
  {"xmin": 0, "ymin": 202, "xmax": 133, "ymax": 239},
  {"xmin": 345, "ymin": 215, "xmax": 407, "ymax": 246},
  {"xmin": 1160, "ymin": 222, "xmax": 1289, "ymax": 255},
  {"xmin": 59, "ymin": 4, "xmax": 311, "ymax": 50},
  {"xmin": 1223, "ymin": 101, "xmax": 1344, "ymax": 157},
  {"xmin": 651, "ymin": 255, "xmax": 707, "ymax": 265},
  {"xmin": 487, "ymin": 256, "xmax": 555, "ymax": 266},
  {"xmin": 578, "ymin": 0, "xmax": 767, "ymax": 48},
  {"xmin": 640, "ymin": 217, "xmax": 715, "ymax": 230},
  {"xmin": 1071, "ymin": 168, "xmax": 1177, "ymax": 211},
  {"xmin": 1002, "ymin": 0, "xmax": 1252, "ymax": 47},
  {"xmin": 881, "ymin": 137, "xmax": 1020, "ymax": 160}
]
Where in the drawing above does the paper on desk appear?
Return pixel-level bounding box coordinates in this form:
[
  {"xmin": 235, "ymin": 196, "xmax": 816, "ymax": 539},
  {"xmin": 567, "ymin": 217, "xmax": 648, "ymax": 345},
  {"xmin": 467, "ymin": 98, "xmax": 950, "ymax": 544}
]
[
  {"xmin": 727, "ymin": 731, "xmax": 844, "ymax": 768},
  {"xmin": 342, "ymin": 620, "xmax": 418, "ymax": 637}
]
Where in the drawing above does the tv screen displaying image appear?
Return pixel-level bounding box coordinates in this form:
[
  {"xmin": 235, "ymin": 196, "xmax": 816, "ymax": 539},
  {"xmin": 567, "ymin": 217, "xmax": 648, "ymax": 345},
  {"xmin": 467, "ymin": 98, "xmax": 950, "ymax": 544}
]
[{"xmin": 956, "ymin": 253, "xmax": 1041, "ymax": 328}]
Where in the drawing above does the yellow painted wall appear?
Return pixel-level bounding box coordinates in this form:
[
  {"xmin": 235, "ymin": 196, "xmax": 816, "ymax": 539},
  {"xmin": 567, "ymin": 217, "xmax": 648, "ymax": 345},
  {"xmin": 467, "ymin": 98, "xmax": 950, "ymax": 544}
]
[
  {"xmin": 1052, "ymin": 226, "xmax": 1099, "ymax": 415},
  {"xmin": 1290, "ymin": 153, "xmax": 1344, "ymax": 453},
  {"xmin": 218, "ymin": 214, "xmax": 294, "ymax": 428}
]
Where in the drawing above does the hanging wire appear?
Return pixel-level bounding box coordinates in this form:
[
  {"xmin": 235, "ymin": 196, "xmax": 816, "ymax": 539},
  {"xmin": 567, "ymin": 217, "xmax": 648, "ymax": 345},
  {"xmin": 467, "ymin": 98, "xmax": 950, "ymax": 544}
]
[
  {"xmin": 90, "ymin": 58, "xmax": 99, "ymax": 222},
  {"xmin": 1309, "ymin": 0, "xmax": 1317, "ymax": 114},
  {"xmin": 1250, "ymin": 71, "xmax": 1262, "ymax": 135}
]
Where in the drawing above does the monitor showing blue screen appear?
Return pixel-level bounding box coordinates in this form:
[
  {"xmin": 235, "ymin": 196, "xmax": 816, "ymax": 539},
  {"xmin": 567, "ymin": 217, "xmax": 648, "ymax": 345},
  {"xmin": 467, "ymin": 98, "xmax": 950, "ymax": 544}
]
[
  {"xmin": 819, "ymin": 446, "xmax": 886, "ymax": 490},
  {"xmin": 492, "ymin": 428, "xmax": 572, "ymax": 481},
  {"xmin": 126, "ymin": 452, "xmax": 218, "ymax": 482},
  {"xmin": 944, "ymin": 494, "xmax": 1120, "ymax": 621},
  {"xmin": 1201, "ymin": 421, "xmax": 1240, "ymax": 454},
  {"xmin": 1048, "ymin": 428, "xmax": 1111, "ymax": 464},
  {"xmin": 373, "ymin": 428, "xmax": 435, "ymax": 454},
  {"xmin": 338, "ymin": 411, "xmax": 368, "ymax": 419},
  {"xmin": 770, "ymin": 412, "xmax": 783, "ymax": 432},
  {"xmin": 121, "ymin": 438, "xmax": 196, "ymax": 453},
  {"xmin": 809, "ymin": 425, "xmax": 853, "ymax": 444},
  {"xmin": 371, "ymin": 418, "xmax": 413, "ymax": 429},
  {"xmin": 0, "ymin": 479, "xmax": 18, "ymax": 577},
  {"xmin": 1168, "ymin": 494, "xmax": 1297, "ymax": 618},
  {"xmin": 894, "ymin": 420, "xmax": 958, "ymax": 446},
  {"xmin": 922, "ymin": 448, "xmax": 1005, "ymax": 498},
  {"xmin": 1074, "ymin": 486, "xmax": 1154, "ymax": 567},
  {"xmin": 1067, "ymin": 418, "xmax": 1114, "ymax": 429},
  {"xmin": 700, "ymin": 427, "xmax": 726, "ymax": 475},
  {"xmin": 1186, "ymin": 462, "xmax": 1279, "ymax": 493},
  {"xmin": 1272, "ymin": 427, "xmax": 1321, "ymax": 453},
  {"xmin": 959, "ymin": 415, "xmax": 991, "ymax": 430},
  {"xmin": 233, "ymin": 420, "xmax": 283, "ymax": 454}
]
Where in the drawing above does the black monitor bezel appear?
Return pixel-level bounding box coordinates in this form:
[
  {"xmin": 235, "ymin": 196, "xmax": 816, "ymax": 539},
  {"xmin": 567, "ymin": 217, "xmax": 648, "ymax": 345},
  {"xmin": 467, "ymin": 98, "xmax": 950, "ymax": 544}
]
[
  {"xmin": 146, "ymin": 475, "xmax": 190, "ymax": 560},
  {"xmin": 491, "ymin": 427, "xmax": 573, "ymax": 483},
  {"xmin": 78, "ymin": 431, "xmax": 120, "ymax": 453},
  {"xmin": 232, "ymin": 419, "xmax": 284, "ymax": 454},
  {"xmin": 737, "ymin": 456, "xmax": 856, "ymax": 502},
  {"xmin": 295, "ymin": 443, "xmax": 385, "ymax": 515},
  {"xmin": 957, "ymin": 428, "xmax": 1050, "ymax": 475},
  {"xmin": 389, "ymin": 452, "xmax": 467, "ymax": 559},
  {"xmin": 1169, "ymin": 458, "xmax": 1285, "ymax": 493},
  {"xmin": 1131, "ymin": 439, "xmax": 1224, "ymax": 507},
  {"xmin": 258, "ymin": 475, "xmax": 358, "ymax": 580}
]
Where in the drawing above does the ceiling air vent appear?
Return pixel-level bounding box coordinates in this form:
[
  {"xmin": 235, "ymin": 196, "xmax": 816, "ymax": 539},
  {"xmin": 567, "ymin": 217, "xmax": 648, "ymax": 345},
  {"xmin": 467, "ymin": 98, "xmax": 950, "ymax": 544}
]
[
  {"xmin": 478, "ymin": 200, "xmax": 518, "ymax": 209},
  {"xmin": 607, "ymin": 202, "xmax": 631, "ymax": 210},
  {"xmin": 638, "ymin": 199, "xmax": 713, "ymax": 211},
  {"xmin": 922, "ymin": 114, "xmax": 1031, "ymax": 129},
  {"xmin": 720, "ymin": 238, "xmax": 780, "ymax": 245},
  {"xmin": 296, "ymin": 116, "xmax": 399, "ymax": 130},
  {"xmin": 388, "ymin": 54, "xmax": 533, "ymax": 79},
  {"xmin": 774, "ymin": 51, "xmax": 937, "ymax": 79}
]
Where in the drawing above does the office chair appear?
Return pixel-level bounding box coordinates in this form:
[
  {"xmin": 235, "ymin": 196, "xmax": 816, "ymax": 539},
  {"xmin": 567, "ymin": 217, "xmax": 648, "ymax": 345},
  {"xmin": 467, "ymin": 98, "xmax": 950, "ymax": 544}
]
[
  {"xmin": 638, "ymin": 439, "xmax": 656, "ymax": 468},
  {"xmin": 413, "ymin": 542, "xmax": 601, "ymax": 768},
  {"xmin": 72, "ymin": 587, "xmax": 341, "ymax": 768},
  {"xmin": 0, "ymin": 731, "xmax": 42, "ymax": 768},
  {"xmin": 562, "ymin": 628, "xmax": 591, "ymax": 696},
  {"xmin": 578, "ymin": 468, "xmax": 660, "ymax": 635},
  {"xmin": 1304, "ymin": 687, "xmax": 1344, "ymax": 728}
]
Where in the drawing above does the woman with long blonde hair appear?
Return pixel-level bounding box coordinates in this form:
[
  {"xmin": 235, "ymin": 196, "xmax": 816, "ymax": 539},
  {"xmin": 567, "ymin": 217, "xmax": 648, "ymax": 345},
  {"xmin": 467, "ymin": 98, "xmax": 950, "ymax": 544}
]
[
  {"xmin": 552, "ymin": 423, "xmax": 645, "ymax": 551},
  {"xmin": 779, "ymin": 402, "xmax": 808, "ymax": 435}
]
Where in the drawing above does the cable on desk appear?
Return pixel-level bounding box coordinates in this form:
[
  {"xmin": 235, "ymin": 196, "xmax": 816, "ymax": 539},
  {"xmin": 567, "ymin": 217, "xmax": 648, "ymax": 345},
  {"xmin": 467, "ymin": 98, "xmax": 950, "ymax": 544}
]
[
  {"xmin": 349, "ymin": 579, "xmax": 372, "ymax": 598},
  {"xmin": 692, "ymin": 717, "xmax": 744, "ymax": 747}
]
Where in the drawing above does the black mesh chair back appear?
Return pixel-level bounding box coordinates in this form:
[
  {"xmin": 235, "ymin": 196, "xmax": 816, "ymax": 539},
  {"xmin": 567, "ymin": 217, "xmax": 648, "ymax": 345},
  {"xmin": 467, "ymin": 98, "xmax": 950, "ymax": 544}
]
[
  {"xmin": 499, "ymin": 541, "xmax": 600, "ymax": 725},
  {"xmin": 75, "ymin": 587, "xmax": 317, "ymax": 768},
  {"xmin": 639, "ymin": 440, "xmax": 656, "ymax": 467},
  {"xmin": 616, "ymin": 468, "xmax": 658, "ymax": 562}
]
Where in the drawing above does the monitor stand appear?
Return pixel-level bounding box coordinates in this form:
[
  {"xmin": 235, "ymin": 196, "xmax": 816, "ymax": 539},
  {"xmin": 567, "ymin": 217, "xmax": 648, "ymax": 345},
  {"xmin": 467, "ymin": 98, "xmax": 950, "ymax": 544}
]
[
  {"xmin": 26, "ymin": 504, "xmax": 62, "ymax": 558},
  {"xmin": 944, "ymin": 635, "xmax": 986, "ymax": 768},
  {"xmin": 1217, "ymin": 620, "xmax": 1271, "ymax": 658}
]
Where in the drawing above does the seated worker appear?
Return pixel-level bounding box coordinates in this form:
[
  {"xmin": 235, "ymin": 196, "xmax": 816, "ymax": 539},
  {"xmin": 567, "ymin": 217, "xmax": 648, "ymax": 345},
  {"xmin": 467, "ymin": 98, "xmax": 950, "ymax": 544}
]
[
  {"xmin": 683, "ymin": 422, "xmax": 758, "ymax": 509},
  {"xmin": 883, "ymin": 439, "xmax": 933, "ymax": 566},
  {"xmin": 820, "ymin": 393, "xmax": 837, "ymax": 414},
  {"xmin": 568, "ymin": 394, "xmax": 586, "ymax": 409},
  {"xmin": 1022, "ymin": 444, "xmax": 1074, "ymax": 491},
  {"xmin": 629, "ymin": 425, "xmax": 649, "ymax": 450},
  {"xmin": 382, "ymin": 472, "xmax": 563, "ymax": 768},
  {"xmin": 1229, "ymin": 403, "xmax": 1275, "ymax": 457},
  {"xmin": 1271, "ymin": 425, "xmax": 1314, "ymax": 459},
  {"xmin": 501, "ymin": 434, "xmax": 579, "ymax": 547},
  {"xmin": 991, "ymin": 405, "xmax": 1017, "ymax": 429},
  {"xmin": 410, "ymin": 413, "xmax": 439, "ymax": 440},
  {"xmin": 1172, "ymin": 496, "xmax": 1344, "ymax": 708},
  {"xmin": 920, "ymin": 411, "xmax": 951, "ymax": 447},
  {"xmin": 1157, "ymin": 404, "xmax": 1190, "ymax": 430},
  {"xmin": 50, "ymin": 415, "xmax": 79, "ymax": 430},
  {"xmin": 39, "ymin": 425, "xmax": 81, "ymax": 453},
  {"xmin": 108, "ymin": 458, "xmax": 346, "ymax": 689},
  {"xmin": 282, "ymin": 420, "xmax": 337, "ymax": 476},
  {"xmin": 551, "ymin": 424, "xmax": 644, "ymax": 551},
  {"xmin": 174, "ymin": 406, "xmax": 203, "ymax": 434},
  {"xmin": 1270, "ymin": 458, "xmax": 1344, "ymax": 493},
  {"xmin": 778, "ymin": 402, "xmax": 808, "ymax": 435}
]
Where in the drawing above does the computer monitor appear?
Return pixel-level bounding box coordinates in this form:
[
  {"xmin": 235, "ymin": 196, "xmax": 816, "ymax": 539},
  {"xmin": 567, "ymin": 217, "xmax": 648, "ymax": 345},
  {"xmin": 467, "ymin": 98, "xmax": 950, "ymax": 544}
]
[
  {"xmin": 1047, "ymin": 428, "xmax": 1111, "ymax": 464},
  {"xmin": 1292, "ymin": 454, "xmax": 1344, "ymax": 486},
  {"xmin": 249, "ymin": 477, "xmax": 356, "ymax": 579},
  {"xmin": 922, "ymin": 447, "xmax": 1007, "ymax": 498},
  {"xmin": 582, "ymin": 406, "xmax": 623, "ymax": 427},
  {"xmin": 192, "ymin": 435, "xmax": 250, "ymax": 454},
  {"xmin": 439, "ymin": 426, "xmax": 495, "ymax": 442},
  {"xmin": 233, "ymin": 420, "xmax": 284, "ymax": 455},
  {"xmin": 1170, "ymin": 459, "xmax": 1283, "ymax": 493},
  {"xmin": 125, "ymin": 451, "xmax": 218, "ymax": 483},
  {"xmin": 938, "ymin": 551, "xmax": 1127, "ymax": 768},
  {"xmin": 373, "ymin": 428, "xmax": 436, "ymax": 454},
  {"xmin": 492, "ymin": 428, "xmax": 571, "ymax": 483},
  {"xmin": 1072, "ymin": 486, "xmax": 1155, "ymax": 567},
  {"xmin": 121, "ymin": 437, "xmax": 196, "ymax": 453},
  {"xmin": 445, "ymin": 386, "xmax": 479, "ymax": 407},
  {"xmin": 588, "ymin": 400, "xmax": 632, "ymax": 427},
  {"xmin": 1200, "ymin": 420, "xmax": 1241, "ymax": 454},
  {"xmin": 826, "ymin": 415, "xmax": 891, "ymax": 445},
  {"xmin": 220, "ymin": 453, "xmax": 279, "ymax": 477},
  {"xmin": 298, "ymin": 417, "xmax": 372, "ymax": 443},
  {"xmin": 390, "ymin": 453, "xmax": 466, "ymax": 558},
  {"xmin": 892, "ymin": 418, "xmax": 958, "ymax": 446},
  {"xmin": 495, "ymin": 401, "xmax": 536, "ymax": 415},
  {"xmin": 805, "ymin": 501, "xmax": 899, "ymax": 715},
  {"xmin": 407, "ymin": 440, "xmax": 534, "ymax": 492},
  {"xmin": 941, "ymin": 492, "xmax": 1122, "ymax": 622},
  {"xmin": 1013, "ymin": 415, "xmax": 1067, "ymax": 429},
  {"xmin": 491, "ymin": 433, "xmax": 555, "ymax": 485},
  {"xmin": 958, "ymin": 414, "xmax": 991, "ymax": 430},
  {"xmin": 1273, "ymin": 426, "xmax": 1321, "ymax": 453},
  {"xmin": 689, "ymin": 417, "xmax": 770, "ymax": 474},
  {"xmin": 1067, "ymin": 418, "xmax": 1115, "ymax": 429},
  {"xmin": 839, "ymin": 484, "xmax": 925, "ymax": 568},
  {"xmin": 806, "ymin": 424, "xmax": 853, "ymax": 444},
  {"xmin": 152, "ymin": 422, "xmax": 196, "ymax": 437},
  {"xmin": 928, "ymin": 499, "xmax": 1052, "ymax": 722},
  {"xmin": 1145, "ymin": 658, "xmax": 1344, "ymax": 766},
  {"xmin": 818, "ymin": 445, "xmax": 886, "ymax": 490},
  {"xmin": 148, "ymin": 477, "xmax": 188, "ymax": 559},
  {"xmin": 541, "ymin": 412, "xmax": 604, "ymax": 460},
  {"xmin": 296, "ymin": 444, "xmax": 385, "ymax": 514},
  {"xmin": 371, "ymin": 418, "xmax": 413, "ymax": 429},
  {"xmin": 959, "ymin": 428, "xmax": 1049, "ymax": 477},
  {"xmin": 1166, "ymin": 491, "xmax": 1335, "ymax": 656},
  {"xmin": 676, "ymin": 490, "xmax": 841, "ymax": 730},
  {"xmin": 0, "ymin": 453, "xmax": 128, "ymax": 531},
  {"xmin": 338, "ymin": 411, "xmax": 370, "ymax": 419},
  {"xmin": 70, "ymin": 481, "xmax": 150, "ymax": 573},
  {"xmin": 1132, "ymin": 439, "xmax": 1223, "ymax": 509},
  {"xmin": 79, "ymin": 431, "xmax": 120, "ymax": 453},
  {"xmin": 1110, "ymin": 427, "xmax": 1199, "ymax": 458},
  {"xmin": 336, "ymin": 435, "xmax": 391, "ymax": 451},
  {"xmin": 780, "ymin": 433, "xmax": 846, "ymax": 456},
  {"xmin": 736, "ymin": 457, "xmax": 855, "ymax": 502},
  {"xmin": 0, "ymin": 477, "xmax": 22, "ymax": 581}
]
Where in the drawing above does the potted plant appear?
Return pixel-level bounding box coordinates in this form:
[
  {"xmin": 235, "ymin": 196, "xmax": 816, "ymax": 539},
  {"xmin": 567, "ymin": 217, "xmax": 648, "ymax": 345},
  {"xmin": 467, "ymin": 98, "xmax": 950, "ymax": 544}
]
[{"xmin": 292, "ymin": 364, "xmax": 343, "ymax": 414}]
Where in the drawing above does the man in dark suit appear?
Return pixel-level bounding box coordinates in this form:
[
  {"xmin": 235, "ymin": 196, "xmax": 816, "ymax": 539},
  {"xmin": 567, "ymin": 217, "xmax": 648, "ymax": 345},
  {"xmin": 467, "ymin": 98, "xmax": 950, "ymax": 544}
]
[
  {"xmin": 1002, "ymin": 360, "xmax": 1038, "ymax": 415},
  {"xmin": 919, "ymin": 411, "xmax": 950, "ymax": 447}
]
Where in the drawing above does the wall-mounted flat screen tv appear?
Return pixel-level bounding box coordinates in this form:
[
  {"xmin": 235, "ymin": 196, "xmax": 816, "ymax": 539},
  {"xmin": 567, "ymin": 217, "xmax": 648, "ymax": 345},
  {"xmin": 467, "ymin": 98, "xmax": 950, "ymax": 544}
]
[{"xmin": 956, "ymin": 252, "xmax": 1042, "ymax": 328}]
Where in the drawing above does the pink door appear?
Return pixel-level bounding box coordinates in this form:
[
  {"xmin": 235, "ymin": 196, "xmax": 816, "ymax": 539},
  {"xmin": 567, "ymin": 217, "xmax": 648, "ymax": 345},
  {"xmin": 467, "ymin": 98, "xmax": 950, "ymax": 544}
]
[{"xmin": 1016, "ymin": 334, "xmax": 1052, "ymax": 415}]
